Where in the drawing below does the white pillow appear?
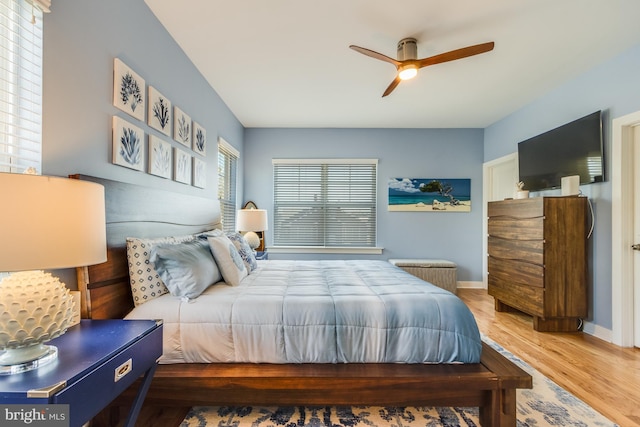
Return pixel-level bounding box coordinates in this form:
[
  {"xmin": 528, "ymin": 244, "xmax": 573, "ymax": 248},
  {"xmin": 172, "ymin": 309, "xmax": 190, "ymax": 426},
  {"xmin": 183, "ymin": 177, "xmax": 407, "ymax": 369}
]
[
  {"xmin": 151, "ymin": 239, "xmax": 222, "ymax": 300},
  {"xmin": 206, "ymin": 231, "xmax": 248, "ymax": 286},
  {"xmin": 126, "ymin": 234, "xmax": 195, "ymax": 306}
]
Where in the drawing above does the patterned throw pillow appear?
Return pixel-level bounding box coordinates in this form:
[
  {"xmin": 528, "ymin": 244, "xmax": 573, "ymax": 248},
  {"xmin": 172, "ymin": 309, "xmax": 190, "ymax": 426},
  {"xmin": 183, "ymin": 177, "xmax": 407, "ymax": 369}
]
[
  {"xmin": 206, "ymin": 231, "xmax": 248, "ymax": 286},
  {"xmin": 126, "ymin": 234, "xmax": 195, "ymax": 306},
  {"xmin": 226, "ymin": 232, "xmax": 258, "ymax": 272}
]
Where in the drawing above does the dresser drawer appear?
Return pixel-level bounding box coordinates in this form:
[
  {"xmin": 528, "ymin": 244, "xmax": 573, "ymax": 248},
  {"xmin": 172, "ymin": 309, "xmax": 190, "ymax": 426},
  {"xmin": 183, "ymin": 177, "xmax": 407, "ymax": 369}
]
[
  {"xmin": 487, "ymin": 236, "xmax": 544, "ymax": 265},
  {"xmin": 488, "ymin": 198, "xmax": 544, "ymax": 218},
  {"xmin": 52, "ymin": 323, "xmax": 162, "ymax": 424},
  {"xmin": 488, "ymin": 256, "xmax": 544, "ymax": 288},
  {"xmin": 488, "ymin": 275, "xmax": 544, "ymax": 317},
  {"xmin": 488, "ymin": 217, "xmax": 544, "ymax": 240}
]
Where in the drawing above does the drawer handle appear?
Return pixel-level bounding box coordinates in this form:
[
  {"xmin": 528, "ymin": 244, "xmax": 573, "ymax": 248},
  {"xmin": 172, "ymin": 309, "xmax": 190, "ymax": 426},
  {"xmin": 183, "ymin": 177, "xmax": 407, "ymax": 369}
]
[{"xmin": 114, "ymin": 358, "xmax": 132, "ymax": 382}]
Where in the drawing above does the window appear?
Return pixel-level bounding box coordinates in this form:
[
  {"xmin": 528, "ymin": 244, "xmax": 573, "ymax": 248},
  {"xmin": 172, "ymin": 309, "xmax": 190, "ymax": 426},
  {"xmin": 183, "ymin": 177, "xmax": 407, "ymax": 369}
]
[
  {"xmin": 217, "ymin": 137, "xmax": 238, "ymax": 233},
  {"xmin": 0, "ymin": 0, "xmax": 46, "ymax": 173},
  {"xmin": 273, "ymin": 159, "xmax": 377, "ymax": 249}
]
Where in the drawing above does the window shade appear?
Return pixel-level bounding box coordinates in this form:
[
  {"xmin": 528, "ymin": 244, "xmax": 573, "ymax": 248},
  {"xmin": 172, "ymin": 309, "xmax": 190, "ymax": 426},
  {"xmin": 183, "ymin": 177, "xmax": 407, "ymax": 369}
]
[
  {"xmin": 273, "ymin": 159, "xmax": 377, "ymax": 247},
  {"xmin": 217, "ymin": 138, "xmax": 238, "ymax": 233},
  {"xmin": 0, "ymin": 0, "xmax": 44, "ymax": 173}
]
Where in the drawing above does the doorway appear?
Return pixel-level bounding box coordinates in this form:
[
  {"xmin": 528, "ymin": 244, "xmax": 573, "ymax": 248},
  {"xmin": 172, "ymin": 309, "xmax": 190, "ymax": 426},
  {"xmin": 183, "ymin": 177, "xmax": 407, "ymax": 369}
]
[
  {"xmin": 611, "ymin": 110, "xmax": 640, "ymax": 347},
  {"xmin": 482, "ymin": 152, "xmax": 518, "ymax": 288}
]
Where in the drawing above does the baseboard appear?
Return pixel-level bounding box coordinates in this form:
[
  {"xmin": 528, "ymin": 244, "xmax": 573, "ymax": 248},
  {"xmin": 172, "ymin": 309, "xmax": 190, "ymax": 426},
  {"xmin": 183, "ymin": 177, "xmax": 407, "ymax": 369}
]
[
  {"xmin": 457, "ymin": 281, "xmax": 485, "ymax": 289},
  {"xmin": 582, "ymin": 321, "xmax": 612, "ymax": 343}
]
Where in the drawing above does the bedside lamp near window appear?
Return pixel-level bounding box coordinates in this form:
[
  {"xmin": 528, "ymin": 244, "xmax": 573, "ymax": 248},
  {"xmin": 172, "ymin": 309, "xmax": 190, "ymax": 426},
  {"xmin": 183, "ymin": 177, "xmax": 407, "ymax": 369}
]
[
  {"xmin": 236, "ymin": 208, "xmax": 268, "ymax": 251},
  {"xmin": 0, "ymin": 173, "xmax": 106, "ymax": 375}
]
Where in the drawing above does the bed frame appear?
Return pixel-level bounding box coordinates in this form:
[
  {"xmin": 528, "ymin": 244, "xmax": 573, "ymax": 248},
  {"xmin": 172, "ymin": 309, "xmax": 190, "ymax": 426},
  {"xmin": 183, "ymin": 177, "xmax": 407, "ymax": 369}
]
[{"xmin": 72, "ymin": 174, "xmax": 531, "ymax": 427}]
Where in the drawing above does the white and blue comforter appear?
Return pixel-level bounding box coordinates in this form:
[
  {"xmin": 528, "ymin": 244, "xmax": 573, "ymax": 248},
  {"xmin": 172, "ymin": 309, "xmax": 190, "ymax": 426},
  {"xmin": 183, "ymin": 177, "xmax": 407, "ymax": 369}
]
[{"xmin": 126, "ymin": 260, "xmax": 482, "ymax": 364}]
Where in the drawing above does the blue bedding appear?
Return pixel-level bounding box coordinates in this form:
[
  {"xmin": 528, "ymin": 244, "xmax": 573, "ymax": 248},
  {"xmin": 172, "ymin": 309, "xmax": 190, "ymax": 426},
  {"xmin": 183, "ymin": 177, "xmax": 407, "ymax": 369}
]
[{"xmin": 126, "ymin": 260, "xmax": 482, "ymax": 364}]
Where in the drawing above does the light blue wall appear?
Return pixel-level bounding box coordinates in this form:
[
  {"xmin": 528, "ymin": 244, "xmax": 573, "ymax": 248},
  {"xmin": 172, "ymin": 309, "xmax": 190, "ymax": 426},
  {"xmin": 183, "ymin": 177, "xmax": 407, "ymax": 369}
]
[
  {"xmin": 42, "ymin": 0, "xmax": 244, "ymax": 193},
  {"xmin": 41, "ymin": 0, "xmax": 244, "ymax": 285},
  {"xmin": 484, "ymin": 43, "xmax": 640, "ymax": 331},
  {"xmin": 243, "ymin": 128, "xmax": 485, "ymax": 282}
]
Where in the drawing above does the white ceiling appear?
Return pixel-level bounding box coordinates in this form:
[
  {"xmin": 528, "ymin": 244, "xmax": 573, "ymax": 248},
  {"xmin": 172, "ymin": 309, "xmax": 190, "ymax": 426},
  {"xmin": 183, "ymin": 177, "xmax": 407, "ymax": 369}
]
[{"xmin": 144, "ymin": 0, "xmax": 640, "ymax": 129}]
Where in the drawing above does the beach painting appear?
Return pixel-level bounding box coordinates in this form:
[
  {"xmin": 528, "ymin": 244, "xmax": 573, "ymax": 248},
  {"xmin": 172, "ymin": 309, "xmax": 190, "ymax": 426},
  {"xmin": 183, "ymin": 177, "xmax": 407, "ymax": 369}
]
[{"xmin": 388, "ymin": 178, "xmax": 471, "ymax": 212}]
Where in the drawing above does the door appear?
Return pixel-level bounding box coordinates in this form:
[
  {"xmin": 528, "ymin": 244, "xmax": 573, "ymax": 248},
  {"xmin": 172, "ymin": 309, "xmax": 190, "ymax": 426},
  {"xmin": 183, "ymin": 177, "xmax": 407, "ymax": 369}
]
[
  {"xmin": 634, "ymin": 125, "xmax": 640, "ymax": 347},
  {"xmin": 482, "ymin": 153, "xmax": 519, "ymax": 288}
]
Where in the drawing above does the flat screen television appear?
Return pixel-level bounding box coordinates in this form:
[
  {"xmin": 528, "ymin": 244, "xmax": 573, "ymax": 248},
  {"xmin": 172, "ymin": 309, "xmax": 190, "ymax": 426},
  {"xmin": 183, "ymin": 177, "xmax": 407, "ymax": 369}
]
[{"xmin": 517, "ymin": 111, "xmax": 604, "ymax": 192}]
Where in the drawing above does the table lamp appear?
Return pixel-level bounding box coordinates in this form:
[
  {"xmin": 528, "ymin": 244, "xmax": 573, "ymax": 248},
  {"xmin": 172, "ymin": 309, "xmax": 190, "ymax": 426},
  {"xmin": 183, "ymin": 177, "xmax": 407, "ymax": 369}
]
[
  {"xmin": 236, "ymin": 208, "xmax": 268, "ymax": 250},
  {"xmin": 0, "ymin": 173, "xmax": 106, "ymax": 375}
]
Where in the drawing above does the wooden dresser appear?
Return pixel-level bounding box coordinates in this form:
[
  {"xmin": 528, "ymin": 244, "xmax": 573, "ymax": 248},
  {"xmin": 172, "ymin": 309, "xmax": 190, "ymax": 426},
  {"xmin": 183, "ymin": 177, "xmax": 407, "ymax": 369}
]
[{"xmin": 487, "ymin": 196, "xmax": 588, "ymax": 332}]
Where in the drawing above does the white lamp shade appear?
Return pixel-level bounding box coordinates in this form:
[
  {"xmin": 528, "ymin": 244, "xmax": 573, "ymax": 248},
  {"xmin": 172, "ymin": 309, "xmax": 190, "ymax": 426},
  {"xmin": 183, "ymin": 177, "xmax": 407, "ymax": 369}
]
[
  {"xmin": 0, "ymin": 173, "xmax": 107, "ymax": 271},
  {"xmin": 236, "ymin": 208, "xmax": 268, "ymax": 233}
]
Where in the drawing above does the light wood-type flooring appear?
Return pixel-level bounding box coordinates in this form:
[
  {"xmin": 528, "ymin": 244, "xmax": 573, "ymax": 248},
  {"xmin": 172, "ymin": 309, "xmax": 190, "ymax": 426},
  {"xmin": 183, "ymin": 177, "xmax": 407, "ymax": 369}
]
[
  {"xmin": 458, "ymin": 288, "xmax": 640, "ymax": 426},
  {"xmin": 102, "ymin": 288, "xmax": 640, "ymax": 426}
]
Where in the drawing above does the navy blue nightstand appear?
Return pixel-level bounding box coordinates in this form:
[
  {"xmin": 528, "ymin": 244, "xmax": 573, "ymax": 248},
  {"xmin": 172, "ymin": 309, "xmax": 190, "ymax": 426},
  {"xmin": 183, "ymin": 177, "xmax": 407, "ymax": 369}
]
[{"xmin": 0, "ymin": 319, "xmax": 162, "ymax": 427}]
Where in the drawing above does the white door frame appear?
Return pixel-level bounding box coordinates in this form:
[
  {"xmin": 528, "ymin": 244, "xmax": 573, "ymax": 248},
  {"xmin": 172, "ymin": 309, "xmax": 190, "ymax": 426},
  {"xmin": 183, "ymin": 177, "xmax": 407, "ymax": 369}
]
[
  {"xmin": 611, "ymin": 110, "xmax": 640, "ymax": 347},
  {"xmin": 482, "ymin": 152, "xmax": 518, "ymax": 288}
]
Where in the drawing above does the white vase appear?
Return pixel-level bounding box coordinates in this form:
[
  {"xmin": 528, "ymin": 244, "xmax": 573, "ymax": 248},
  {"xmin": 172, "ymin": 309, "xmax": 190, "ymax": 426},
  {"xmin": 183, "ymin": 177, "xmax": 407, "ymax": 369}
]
[{"xmin": 515, "ymin": 190, "xmax": 530, "ymax": 199}]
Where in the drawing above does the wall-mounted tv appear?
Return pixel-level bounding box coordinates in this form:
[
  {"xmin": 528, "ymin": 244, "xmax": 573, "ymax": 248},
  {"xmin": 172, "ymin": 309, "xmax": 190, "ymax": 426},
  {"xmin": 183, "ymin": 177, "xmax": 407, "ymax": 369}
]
[{"xmin": 517, "ymin": 111, "xmax": 604, "ymax": 192}]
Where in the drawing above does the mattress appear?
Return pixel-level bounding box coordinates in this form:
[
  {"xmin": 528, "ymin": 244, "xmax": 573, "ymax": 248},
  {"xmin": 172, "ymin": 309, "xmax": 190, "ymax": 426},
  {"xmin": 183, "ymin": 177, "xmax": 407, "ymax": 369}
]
[{"xmin": 125, "ymin": 260, "xmax": 482, "ymax": 364}]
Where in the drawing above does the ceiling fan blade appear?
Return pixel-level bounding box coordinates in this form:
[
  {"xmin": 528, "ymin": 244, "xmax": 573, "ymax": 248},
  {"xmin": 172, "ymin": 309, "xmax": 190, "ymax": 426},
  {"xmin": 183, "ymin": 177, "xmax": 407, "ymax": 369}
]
[
  {"xmin": 417, "ymin": 41, "xmax": 495, "ymax": 69},
  {"xmin": 382, "ymin": 76, "xmax": 402, "ymax": 97},
  {"xmin": 349, "ymin": 45, "xmax": 400, "ymax": 66}
]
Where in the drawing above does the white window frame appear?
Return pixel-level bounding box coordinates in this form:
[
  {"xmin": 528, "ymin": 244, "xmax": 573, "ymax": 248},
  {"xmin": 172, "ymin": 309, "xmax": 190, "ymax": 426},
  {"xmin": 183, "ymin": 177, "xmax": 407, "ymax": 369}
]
[
  {"xmin": 217, "ymin": 137, "xmax": 239, "ymax": 234},
  {"xmin": 271, "ymin": 158, "xmax": 382, "ymax": 255},
  {"xmin": 0, "ymin": 0, "xmax": 45, "ymax": 174}
]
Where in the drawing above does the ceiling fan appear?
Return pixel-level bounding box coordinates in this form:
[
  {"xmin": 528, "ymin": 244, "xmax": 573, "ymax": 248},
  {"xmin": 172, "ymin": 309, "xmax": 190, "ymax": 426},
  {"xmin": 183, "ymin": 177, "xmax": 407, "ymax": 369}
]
[{"xmin": 349, "ymin": 38, "xmax": 495, "ymax": 97}]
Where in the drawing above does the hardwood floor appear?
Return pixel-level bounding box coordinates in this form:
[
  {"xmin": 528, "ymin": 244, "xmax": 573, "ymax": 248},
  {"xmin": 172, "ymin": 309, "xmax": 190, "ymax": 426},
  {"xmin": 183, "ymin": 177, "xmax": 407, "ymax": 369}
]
[
  {"xmin": 458, "ymin": 288, "xmax": 640, "ymax": 426},
  {"xmin": 105, "ymin": 288, "xmax": 640, "ymax": 426}
]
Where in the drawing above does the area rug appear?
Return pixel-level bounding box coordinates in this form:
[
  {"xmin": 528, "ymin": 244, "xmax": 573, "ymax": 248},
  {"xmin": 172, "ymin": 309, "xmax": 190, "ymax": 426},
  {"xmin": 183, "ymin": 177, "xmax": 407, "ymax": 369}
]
[{"xmin": 180, "ymin": 337, "xmax": 618, "ymax": 427}]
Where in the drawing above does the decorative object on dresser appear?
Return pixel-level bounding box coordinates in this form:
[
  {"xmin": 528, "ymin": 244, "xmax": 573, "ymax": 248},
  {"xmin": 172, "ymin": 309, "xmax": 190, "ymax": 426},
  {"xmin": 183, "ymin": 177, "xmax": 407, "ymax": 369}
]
[
  {"xmin": 388, "ymin": 259, "xmax": 457, "ymax": 294},
  {"xmin": 487, "ymin": 196, "xmax": 589, "ymax": 332},
  {"xmin": 238, "ymin": 201, "xmax": 267, "ymax": 252},
  {"xmin": 0, "ymin": 173, "xmax": 107, "ymax": 374}
]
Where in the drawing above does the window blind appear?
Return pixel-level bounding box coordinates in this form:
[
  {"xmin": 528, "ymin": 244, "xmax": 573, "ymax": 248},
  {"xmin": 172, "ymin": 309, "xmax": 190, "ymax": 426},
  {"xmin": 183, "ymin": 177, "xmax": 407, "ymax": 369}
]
[
  {"xmin": 0, "ymin": 0, "xmax": 44, "ymax": 173},
  {"xmin": 217, "ymin": 138, "xmax": 238, "ymax": 233},
  {"xmin": 273, "ymin": 159, "xmax": 377, "ymax": 247}
]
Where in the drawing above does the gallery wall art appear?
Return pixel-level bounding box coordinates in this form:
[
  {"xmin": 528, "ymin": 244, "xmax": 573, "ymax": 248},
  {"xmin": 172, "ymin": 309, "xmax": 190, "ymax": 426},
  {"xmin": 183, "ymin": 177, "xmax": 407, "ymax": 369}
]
[
  {"xmin": 193, "ymin": 157, "xmax": 206, "ymax": 188},
  {"xmin": 112, "ymin": 116, "xmax": 144, "ymax": 171},
  {"xmin": 148, "ymin": 135, "xmax": 172, "ymax": 179},
  {"xmin": 173, "ymin": 106, "xmax": 191, "ymax": 147},
  {"xmin": 174, "ymin": 147, "xmax": 191, "ymax": 184},
  {"xmin": 192, "ymin": 121, "xmax": 206, "ymax": 156},
  {"xmin": 148, "ymin": 86, "xmax": 172, "ymax": 136},
  {"xmin": 111, "ymin": 57, "xmax": 211, "ymax": 189},
  {"xmin": 113, "ymin": 58, "xmax": 145, "ymax": 121},
  {"xmin": 388, "ymin": 178, "xmax": 471, "ymax": 212}
]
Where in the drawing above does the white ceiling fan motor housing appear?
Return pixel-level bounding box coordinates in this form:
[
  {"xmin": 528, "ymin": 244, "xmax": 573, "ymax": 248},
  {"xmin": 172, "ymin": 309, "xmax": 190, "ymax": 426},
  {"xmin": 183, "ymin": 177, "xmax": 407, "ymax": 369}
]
[{"xmin": 397, "ymin": 38, "xmax": 418, "ymax": 61}]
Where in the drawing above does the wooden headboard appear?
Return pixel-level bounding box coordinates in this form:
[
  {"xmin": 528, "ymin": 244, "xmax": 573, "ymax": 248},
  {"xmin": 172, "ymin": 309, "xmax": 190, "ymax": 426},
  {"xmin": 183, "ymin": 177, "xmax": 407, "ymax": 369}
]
[{"xmin": 71, "ymin": 175, "xmax": 221, "ymax": 319}]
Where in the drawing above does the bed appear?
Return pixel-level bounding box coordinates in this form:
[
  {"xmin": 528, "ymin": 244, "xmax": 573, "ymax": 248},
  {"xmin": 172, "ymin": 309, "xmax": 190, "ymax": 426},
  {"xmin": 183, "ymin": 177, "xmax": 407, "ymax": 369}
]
[{"xmin": 72, "ymin": 174, "xmax": 531, "ymax": 426}]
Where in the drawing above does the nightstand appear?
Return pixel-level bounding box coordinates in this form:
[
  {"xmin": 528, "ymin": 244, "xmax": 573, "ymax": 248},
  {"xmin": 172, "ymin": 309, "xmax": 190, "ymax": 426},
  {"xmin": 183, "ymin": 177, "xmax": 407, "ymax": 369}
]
[
  {"xmin": 256, "ymin": 251, "xmax": 268, "ymax": 260},
  {"xmin": 0, "ymin": 319, "xmax": 162, "ymax": 427}
]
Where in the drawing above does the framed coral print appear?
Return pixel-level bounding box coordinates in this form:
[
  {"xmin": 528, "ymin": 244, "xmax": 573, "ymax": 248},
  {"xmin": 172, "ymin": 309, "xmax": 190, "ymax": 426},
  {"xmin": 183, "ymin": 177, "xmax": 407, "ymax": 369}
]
[
  {"xmin": 112, "ymin": 116, "xmax": 144, "ymax": 171},
  {"xmin": 174, "ymin": 147, "xmax": 191, "ymax": 184},
  {"xmin": 192, "ymin": 121, "xmax": 206, "ymax": 155},
  {"xmin": 113, "ymin": 58, "xmax": 145, "ymax": 121},
  {"xmin": 148, "ymin": 135, "xmax": 172, "ymax": 179},
  {"xmin": 148, "ymin": 86, "xmax": 172, "ymax": 136},
  {"xmin": 173, "ymin": 106, "xmax": 191, "ymax": 147},
  {"xmin": 193, "ymin": 157, "xmax": 206, "ymax": 188}
]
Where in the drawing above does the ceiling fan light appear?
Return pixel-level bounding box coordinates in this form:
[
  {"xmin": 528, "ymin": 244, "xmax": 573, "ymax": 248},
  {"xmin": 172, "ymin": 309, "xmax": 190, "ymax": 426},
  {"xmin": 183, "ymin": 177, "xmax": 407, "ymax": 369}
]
[{"xmin": 398, "ymin": 65, "xmax": 418, "ymax": 80}]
